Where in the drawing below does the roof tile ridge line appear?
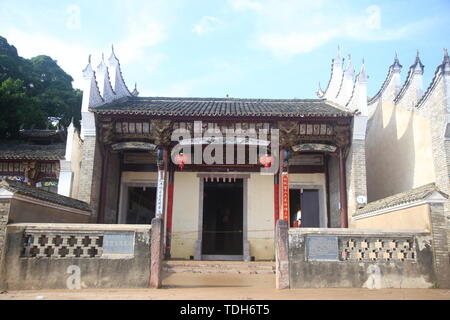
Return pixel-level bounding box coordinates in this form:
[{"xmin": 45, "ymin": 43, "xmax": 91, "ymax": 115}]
[
  {"xmin": 334, "ymin": 70, "xmax": 346, "ymax": 99},
  {"xmin": 323, "ymin": 99, "xmax": 352, "ymax": 113},
  {"xmin": 96, "ymin": 54, "xmax": 117, "ymax": 103},
  {"xmin": 97, "ymin": 54, "xmax": 116, "ymax": 99},
  {"xmin": 368, "ymin": 63, "xmax": 398, "ymax": 105},
  {"xmin": 416, "ymin": 59, "xmax": 446, "ymax": 109},
  {"xmin": 91, "ymin": 70, "xmax": 105, "ymax": 106},
  {"xmin": 319, "ymin": 47, "xmax": 344, "ymax": 98},
  {"xmin": 4, "ymin": 180, "xmax": 90, "ymax": 205},
  {"xmin": 345, "ymin": 77, "xmax": 358, "ymax": 108},
  {"xmin": 108, "ymin": 45, "xmax": 132, "ymax": 96},
  {"xmin": 82, "ymin": 55, "xmax": 104, "ymax": 107},
  {"xmin": 346, "ymin": 60, "xmax": 368, "ymax": 109},
  {"xmin": 318, "ymin": 58, "xmax": 335, "ymax": 98},
  {"xmin": 393, "ymin": 52, "xmax": 425, "ymax": 104},
  {"xmin": 104, "ymin": 64, "xmax": 117, "ymax": 98},
  {"xmin": 357, "ymin": 183, "xmax": 446, "ymax": 213}
]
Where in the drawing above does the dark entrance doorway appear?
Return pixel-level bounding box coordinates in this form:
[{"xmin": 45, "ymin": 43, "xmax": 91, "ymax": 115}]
[
  {"xmin": 290, "ymin": 189, "xmax": 320, "ymax": 228},
  {"xmin": 126, "ymin": 186, "xmax": 156, "ymax": 224},
  {"xmin": 202, "ymin": 179, "xmax": 244, "ymax": 257}
]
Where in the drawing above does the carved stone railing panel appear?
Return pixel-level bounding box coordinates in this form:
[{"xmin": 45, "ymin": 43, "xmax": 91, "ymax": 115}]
[
  {"xmin": 339, "ymin": 237, "xmax": 416, "ymax": 262},
  {"xmin": 22, "ymin": 231, "xmax": 104, "ymax": 259}
]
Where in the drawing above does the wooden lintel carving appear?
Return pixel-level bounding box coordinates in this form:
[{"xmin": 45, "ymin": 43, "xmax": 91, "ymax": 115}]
[
  {"xmin": 99, "ymin": 121, "xmax": 115, "ymax": 144},
  {"xmin": 150, "ymin": 120, "xmax": 173, "ymax": 146},
  {"xmin": 334, "ymin": 125, "xmax": 351, "ymax": 148},
  {"xmin": 279, "ymin": 121, "xmax": 300, "ymax": 147}
]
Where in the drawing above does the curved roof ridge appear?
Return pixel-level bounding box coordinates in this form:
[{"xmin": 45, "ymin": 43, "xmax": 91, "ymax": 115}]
[
  {"xmin": 368, "ymin": 55, "xmax": 402, "ymax": 105},
  {"xmin": 417, "ymin": 51, "xmax": 448, "ymax": 109},
  {"xmin": 394, "ymin": 52, "xmax": 424, "ymax": 104}
]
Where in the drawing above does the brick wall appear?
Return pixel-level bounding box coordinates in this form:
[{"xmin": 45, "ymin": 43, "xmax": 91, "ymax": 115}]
[
  {"xmin": 346, "ymin": 139, "xmax": 368, "ymax": 224},
  {"xmin": 77, "ymin": 136, "xmax": 102, "ymax": 222},
  {"xmin": 420, "ymin": 77, "xmax": 450, "ymax": 251},
  {"xmin": 429, "ymin": 203, "xmax": 450, "ymax": 288}
]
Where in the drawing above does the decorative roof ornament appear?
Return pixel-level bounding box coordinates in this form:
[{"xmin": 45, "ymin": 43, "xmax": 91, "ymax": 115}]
[
  {"xmin": 412, "ymin": 50, "xmax": 424, "ymax": 74},
  {"xmin": 344, "ymin": 54, "xmax": 355, "ymax": 78},
  {"xmin": 107, "ymin": 44, "xmax": 132, "ymax": 98},
  {"xmin": 96, "ymin": 53, "xmax": 115, "ymax": 102},
  {"xmin": 391, "ymin": 52, "xmax": 402, "ymax": 72},
  {"xmin": 82, "ymin": 54, "xmax": 94, "ymax": 78},
  {"xmin": 108, "ymin": 44, "xmax": 119, "ymax": 65},
  {"xmin": 317, "ymin": 82, "xmax": 324, "ymax": 97},
  {"xmin": 358, "ymin": 59, "xmax": 368, "ymax": 83},
  {"xmin": 333, "ymin": 45, "xmax": 343, "ymax": 66},
  {"xmin": 442, "ymin": 48, "xmax": 450, "ymax": 74},
  {"xmin": 132, "ymin": 83, "xmax": 139, "ymax": 96}
]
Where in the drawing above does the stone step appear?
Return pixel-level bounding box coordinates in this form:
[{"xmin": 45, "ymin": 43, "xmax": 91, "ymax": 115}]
[{"xmin": 163, "ymin": 260, "xmax": 276, "ymax": 274}]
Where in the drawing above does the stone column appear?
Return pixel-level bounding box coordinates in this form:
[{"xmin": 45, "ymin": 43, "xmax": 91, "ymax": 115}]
[
  {"xmin": 97, "ymin": 147, "xmax": 110, "ymax": 224},
  {"xmin": 165, "ymin": 167, "xmax": 175, "ymax": 259},
  {"xmin": 275, "ymin": 219, "xmax": 289, "ymax": 289},
  {"xmin": 429, "ymin": 202, "xmax": 450, "ymax": 288},
  {"xmin": 339, "ymin": 147, "xmax": 348, "ymax": 228},
  {"xmin": 150, "ymin": 217, "xmax": 164, "ymax": 289}
]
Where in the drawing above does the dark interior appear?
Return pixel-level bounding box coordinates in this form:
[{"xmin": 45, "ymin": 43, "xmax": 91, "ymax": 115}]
[
  {"xmin": 290, "ymin": 188, "xmax": 320, "ymax": 228},
  {"xmin": 202, "ymin": 179, "xmax": 243, "ymax": 255},
  {"xmin": 126, "ymin": 186, "xmax": 156, "ymax": 224}
]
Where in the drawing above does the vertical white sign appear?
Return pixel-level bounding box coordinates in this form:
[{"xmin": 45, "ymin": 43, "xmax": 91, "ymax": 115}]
[{"xmin": 155, "ymin": 169, "xmax": 165, "ymax": 218}]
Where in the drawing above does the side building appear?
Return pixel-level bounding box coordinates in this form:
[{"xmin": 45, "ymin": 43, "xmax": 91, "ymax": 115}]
[{"xmin": 364, "ymin": 50, "xmax": 450, "ymax": 245}]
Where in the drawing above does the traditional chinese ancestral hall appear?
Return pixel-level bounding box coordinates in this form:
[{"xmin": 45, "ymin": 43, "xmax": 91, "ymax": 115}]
[
  {"xmin": 54, "ymin": 47, "xmax": 371, "ymax": 262},
  {"xmin": 44, "ymin": 46, "xmax": 450, "ymax": 265},
  {"xmin": 1, "ymin": 47, "xmax": 449, "ymax": 290}
]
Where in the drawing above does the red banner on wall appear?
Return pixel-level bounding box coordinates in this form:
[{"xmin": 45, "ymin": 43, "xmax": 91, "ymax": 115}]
[{"xmin": 281, "ymin": 172, "xmax": 290, "ymax": 224}]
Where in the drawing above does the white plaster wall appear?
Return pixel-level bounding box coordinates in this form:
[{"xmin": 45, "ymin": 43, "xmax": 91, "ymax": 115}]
[
  {"xmin": 366, "ymin": 95, "xmax": 435, "ymax": 202},
  {"xmin": 171, "ymin": 172, "xmax": 200, "ymax": 259},
  {"xmin": 247, "ymin": 173, "xmax": 275, "ymax": 260}
]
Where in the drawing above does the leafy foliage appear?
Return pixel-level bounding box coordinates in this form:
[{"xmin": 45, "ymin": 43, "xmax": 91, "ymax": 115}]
[{"xmin": 0, "ymin": 36, "xmax": 82, "ymax": 140}]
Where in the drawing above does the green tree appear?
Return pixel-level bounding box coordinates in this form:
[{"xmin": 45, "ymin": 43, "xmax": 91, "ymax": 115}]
[
  {"xmin": 0, "ymin": 36, "xmax": 82, "ymax": 138},
  {"xmin": 0, "ymin": 78, "xmax": 46, "ymax": 139}
]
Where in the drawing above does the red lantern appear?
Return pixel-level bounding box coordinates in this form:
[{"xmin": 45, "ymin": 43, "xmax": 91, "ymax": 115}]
[
  {"xmin": 259, "ymin": 154, "xmax": 273, "ymax": 168},
  {"xmin": 174, "ymin": 153, "xmax": 188, "ymax": 171}
]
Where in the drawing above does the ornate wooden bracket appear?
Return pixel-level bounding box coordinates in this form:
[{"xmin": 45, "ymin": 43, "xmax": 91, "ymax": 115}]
[{"xmin": 151, "ymin": 120, "xmax": 173, "ymax": 146}]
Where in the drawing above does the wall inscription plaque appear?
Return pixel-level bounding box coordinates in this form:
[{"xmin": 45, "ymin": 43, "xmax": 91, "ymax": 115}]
[
  {"xmin": 306, "ymin": 236, "xmax": 339, "ymax": 261},
  {"xmin": 103, "ymin": 232, "xmax": 135, "ymax": 256}
]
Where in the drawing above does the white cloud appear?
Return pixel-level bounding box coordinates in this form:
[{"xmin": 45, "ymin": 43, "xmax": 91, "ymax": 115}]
[
  {"xmin": 228, "ymin": 0, "xmax": 430, "ymax": 59},
  {"xmin": 258, "ymin": 30, "xmax": 339, "ymax": 59},
  {"xmin": 1, "ymin": 2, "xmax": 171, "ymax": 90},
  {"xmin": 144, "ymin": 61, "xmax": 243, "ymax": 97},
  {"xmin": 229, "ymin": 0, "xmax": 264, "ymax": 12},
  {"xmin": 66, "ymin": 5, "xmax": 81, "ymax": 30},
  {"xmin": 366, "ymin": 5, "xmax": 381, "ymax": 30},
  {"xmin": 193, "ymin": 16, "xmax": 222, "ymax": 35},
  {"xmin": 1, "ymin": 28, "xmax": 94, "ymax": 89}
]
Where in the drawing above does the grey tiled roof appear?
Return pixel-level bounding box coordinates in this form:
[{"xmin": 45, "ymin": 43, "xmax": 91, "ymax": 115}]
[
  {"xmin": 0, "ymin": 180, "xmax": 91, "ymax": 212},
  {"xmin": 356, "ymin": 183, "xmax": 448, "ymax": 216},
  {"xmin": 91, "ymin": 96, "xmax": 352, "ymax": 118},
  {"xmin": 0, "ymin": 142, "xmax": 65, "ymax": 160}
]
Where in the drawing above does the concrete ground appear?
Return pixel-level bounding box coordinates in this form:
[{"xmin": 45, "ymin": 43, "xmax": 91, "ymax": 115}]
[{"xmin": 1, "ymin": 272, "xmax": 449, "ymax": 300}]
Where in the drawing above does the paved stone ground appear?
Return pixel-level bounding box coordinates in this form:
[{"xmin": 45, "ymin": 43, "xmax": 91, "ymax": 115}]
[{"xmin": 0, "ymin": 272, "xmax": 449, "ymax": 300}]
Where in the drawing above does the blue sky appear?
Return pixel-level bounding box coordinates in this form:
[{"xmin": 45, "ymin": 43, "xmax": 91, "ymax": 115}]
[{"xmin": 0, "ymin": 0, "xmax": 449, "ymax": 98}]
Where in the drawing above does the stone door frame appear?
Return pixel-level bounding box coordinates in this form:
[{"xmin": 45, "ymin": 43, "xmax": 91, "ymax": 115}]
[{"xmin": 194, "ymin": 173, "xmax": 251, "ymax": 261}]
